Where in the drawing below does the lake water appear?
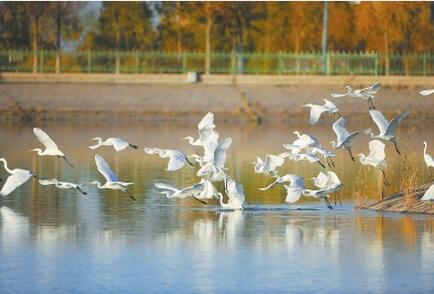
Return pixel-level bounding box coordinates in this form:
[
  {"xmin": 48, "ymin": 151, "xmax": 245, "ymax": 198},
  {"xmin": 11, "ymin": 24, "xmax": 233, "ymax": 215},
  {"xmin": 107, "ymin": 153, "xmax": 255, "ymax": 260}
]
[{"xmin": 1, "ymin": 123, "xmax": 434, "ymax": 293}]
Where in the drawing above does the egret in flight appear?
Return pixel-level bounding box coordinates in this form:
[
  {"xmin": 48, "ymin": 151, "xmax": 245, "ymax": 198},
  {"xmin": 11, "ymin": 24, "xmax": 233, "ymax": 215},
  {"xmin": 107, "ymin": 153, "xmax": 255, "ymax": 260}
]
[
  {"xmin": 311, "ymin": 171, "xmax": 343, "ymax": 205},
  {"xmin": 358, "ymin": 140, "xmax": 389, "ymax": 186},
  {"xmin": 330, "ymin": 117, "xmax": 360, "ymax": 161},
  {"xmin": 39, "ymin": 178, "xmax": 87, "ymax": 195},
  {"xmin": 331, "ymin": 83, "xmax": 381, "ymax": 109},
  {"xmin": 154, "ymin": 181, "xmax": 210, "ymax": 204},
  {"xmin": 31, "ymin": 128, "xmax": 74, "ymax": 167},
  {"xmin": 89, "ymin": 137, "xmax": 138, "ymax": 152},
  {"xmin": 89, "ymin": 154, "xmax": 136, "ymax": 200},
  {"xmin": 253, "ymin": 154, "xmax": 285, "ymax": 176},
  {"xmin": 420, "ymin": 89, "xmax": 434, "ymax": 96},
  {"xmin": 217, "ymin": 176, "xmax": 245, "ymax": 210},
  {"xmin": 144, "ymin": 147, "xmax": 194, "ymax": 172},
  {"xmin": 364, "ymin": 109, "xmax": 409, "ymax": 155},
  {"xmin": 302, "ymin": 99, "xmax": 341, "ymax": 125},
  {"xmin": 260, "ymin": 174, "xmax": 305, "ymax": 205},
  {"xmin": 0, "ymin": 158, "xmax": 36, "ymax": 197},
  {"xmin": 423, "ymin": 142, "xmax": 434, "ymax": 175},
  {"xmin": 183, "ymin": 112, "xmax": 219, "ymax": 147}
]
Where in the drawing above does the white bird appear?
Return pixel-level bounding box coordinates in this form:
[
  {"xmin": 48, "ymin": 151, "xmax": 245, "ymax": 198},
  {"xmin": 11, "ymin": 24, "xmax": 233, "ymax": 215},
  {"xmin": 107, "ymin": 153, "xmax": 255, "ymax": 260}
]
[
  {"xmin": 0, "ymin": 158, "xmax": 36, "ymax": 197},
  {"xmin": 358, "ymin": 140, "xmax": 390, "ymax": 187},
  {"xmin": 182, "ymin": 112, "xmax": 219, "ymax": 147},
  {"xmin": 89, "ymin": 137, "xmax": 138, "ymax": 152},
  {"xmin": 331, "ymin": 83, "xmax": 381, "ymax": 109},
  {"xmin": 420, "ymin": 89, "xmax": 434, "ymax": 96},
  {"xmin": 423, "ymin": 142, "xmax": 434, "ymax": 175},
  {"xmin": 259, "ymin": 173, "xmax": 305, "ymax": 205},
  {"xmin": 302, "ymin": 99, "xmax": 341, "ymax": 125},
  {"xmin": 31, "ymin": 128, "xmax": 74, "ymax": 167},
  {"xmin": 196, "ymin": 162, "xmax": 227, "ymax": 182},
  {"xmin": 421, "ymin": 184, "xmax": 434, "ymax": 201},
  {"xmin": 309, "ymin": 146, "xmax": 336, "ymax": 167},
  {"xmin": 253, "ymin": 154, "xmax": 285, "ymax": 176},
  {"xmin": 144, "ymin": 147, "xmax": 194, "ymax": 172},
  {"xmin": 154, "ymin": 182, "xmax": 208, "ymax": 204},
  {"xmin": 291, "ymin": 131, "xmax": 320, "ymax": 149},
  {"xmin": 280, "ymin": 151, "xmax": 325, "ymax": 168},
  {"xmin": 38, "ymin": 178, "xmax": 87, "ymax": 195},
  {"xmin": 311, "ymin": 171, "xmax": 343, "ymax": 205},
  {"xmin": 90, "ymin": 154, "xmax": 136, "ymax": 200},
  {"xmin": 330, "ymin": 117, "xmax": 360, "ymax": 161},
  {"xmin": 217, "ymin": 176, "xmax": 245, "ymax": 210},
  {"xmin": 303, "ymin": 187, "xmax": 336, "ymax": 209},
  {"xmin": 365, "ymin": 109, "xmax": 409, "ymax": 155}
]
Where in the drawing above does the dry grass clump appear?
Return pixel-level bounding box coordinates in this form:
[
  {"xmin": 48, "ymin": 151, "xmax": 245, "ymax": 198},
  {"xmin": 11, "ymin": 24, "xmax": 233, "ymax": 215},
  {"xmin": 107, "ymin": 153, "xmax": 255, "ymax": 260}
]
[
  {"xmin": 400, "ymin": 152, "xmax": 419, "ymax": 209},
  {"xmin": 354, "ymin": 167, "xmax": 368, "ymax": 208}
]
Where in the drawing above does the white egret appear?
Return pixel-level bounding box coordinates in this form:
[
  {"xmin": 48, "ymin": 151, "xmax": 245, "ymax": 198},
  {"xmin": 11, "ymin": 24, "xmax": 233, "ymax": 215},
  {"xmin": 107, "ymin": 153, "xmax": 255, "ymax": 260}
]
[
  {"xmin": 358, "ymin": 139, "xmax": 390, "ymax": 187},
  {"xmin": 89, "ymin": 137, "xmax": 138, "ymax": 152},
  {"xmin": 196, "ymin": 162, "xmax": 227, "ymax": 182},
  {"xmin": 154, "ymin": 182, "xmax": 208, "ymax": 204},
  {"xmin": 31, "ymin": 128, "xmax": 74, "ymax": 167},
  {"xmin": 260, "ymin": 174, "xmax": 305, "ymax": 205},
  {"xmin": 331, "ymin": 83, "xmax": 381, "ymax": 109},
  {"xmin": 280, "ymin": 151, "xmax": 325, "ymax": 168},
  {"xmin": 0, "ymin": 158, "xmax": 36, "ymax": 197},
  {"xmin": 303, "ymin": 187, "xmax": 336, "ymax": 209},
  {"xmin": 302, "ymin": 98, "xmax": 341, "ymax": 125},
  {"xmin": 330, "ymin": 117, "xmax": 360, "ymax": 161},
  {"xmin": 217, "ymin": 176, "xmax": 245, "ymax": 210},
  {"xmin": 311, "ymin": 171, "xmax": 343, "ymax": 205},
  {"xmin": 182, "ymin": 112, "xmax": 219, "ymax": 147},
  {"xmin": 365, "ymin": 109, "xmax": 409, "ymax": 155},
  {"xmin": 420, "ymin": 89, "xmax": 434, "ymax": 96},
  {"xmin": 421, "ymin": 184, "xmax": 434, "ymax": 201},
  {"xmin": 309, "ymin": 146, "xmax": 336, "ymax": 167},
  {"xmin": 90, "ymin": 154, "xmax": 136, "ymax": 200},
  {"xmin": 253, "ymin": 154, "xmax": 285, "ymax": 176},
  {"xmin": 423, "ymin": 142, "xmax": 434, "ymax": 175},
  {"xmin": 38, "ymin": 178, "xmax": 87, "ymax": 195},
  {"xmin": 144, "ymin": 147, "xmax": 194, "ymax": 172}
]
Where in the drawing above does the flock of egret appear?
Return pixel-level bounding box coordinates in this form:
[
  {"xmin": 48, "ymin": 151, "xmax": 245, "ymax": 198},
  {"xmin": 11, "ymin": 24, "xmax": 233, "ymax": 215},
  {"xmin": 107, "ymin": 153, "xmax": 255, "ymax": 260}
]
[{"xmin": 0, "ymin": 87, "xmax": 433, "ymax": 209}]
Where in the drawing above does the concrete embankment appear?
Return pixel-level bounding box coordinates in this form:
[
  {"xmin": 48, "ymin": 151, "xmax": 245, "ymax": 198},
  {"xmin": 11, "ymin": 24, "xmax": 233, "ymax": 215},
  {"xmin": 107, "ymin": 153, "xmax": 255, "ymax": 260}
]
[{"xmin": 0, "ymin": 73, "xmax": 433, "ymax": 125}]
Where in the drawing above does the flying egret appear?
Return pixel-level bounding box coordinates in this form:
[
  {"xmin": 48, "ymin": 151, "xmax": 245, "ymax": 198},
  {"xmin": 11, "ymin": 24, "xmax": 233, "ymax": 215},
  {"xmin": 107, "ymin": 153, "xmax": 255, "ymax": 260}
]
[
  {"xmin": 423, "ymin": 142, "xmax": 434, "ymax": 175},
  {"xmin": 331, "ymin": 83, "xmax": 381, "ymax": 109},
  {"xmin": 38, "ymin": 178, "xmax": 87, "ymax": 195},
  {"xmin": 303, "ymin": 187, "xmax": 336, "ymax": 209},
  {"xmin": 89, "ymin": 137, "xmax": 138, "ymax": 152},
  {"xmin": 31, "ymin": 128, "xmax": 74, "ymax": 167},
  {"xmin": 420, "ymin": 89, "xmax": 434, "ymax": 96},
  {"xmin": 0, "ymin": 158, "xmax": 36, "ymax": 197},
  {"xmin": 259, "ymin": 173, "xmax": 305, "ymax": 205},
  {"xmin": 144, "ymin": 147, "xmax": 194, "ymax": 172},
  {"xmin": 302, "ymin": 98, "xmax": 342, "ymax": 125},
  {"xmin": 253, "ymin": 154, "xmax": 285, "ymax": 176},
  {"xmin": 364, "ymin": 109, "xmax": 409, "ymax": 155},
  {"xmin": 358, "ymin": 140, "xmax": 389, "ymax": 185},
  {"xmin": 330, "ymin": 117, "xmax": 360, "ymax": 161},
  {"xmin": 154, "ymin": 182, "xmax": 208, "ymax": 204},
  {"xmin": 89, "ymin": 154, "xmax": 136, "ymax": 200},
  {"xmin": 182, "ymin": 112, "xmax": 219, "ymax": 147},
  {"xmin": 309, "ymin": 146, "xmax": 336, "ymax": 167},
  {"xmin": 311, "ymin": 171, "xmax": 343, "ymax": 205},
  {"xmin": 280, "ymin": 151, "xmax": 325, "ymax": 168},
  {"xmin": 217, "ymin": 176, "xmax": 245, "ymax": 210},
  {"xmin": 421, "ymin": 184, "xmax": 434, "ymax": 201},
  {"xmin": 196, "ymin": 162, "xmax": 227, "ymax": 182}
]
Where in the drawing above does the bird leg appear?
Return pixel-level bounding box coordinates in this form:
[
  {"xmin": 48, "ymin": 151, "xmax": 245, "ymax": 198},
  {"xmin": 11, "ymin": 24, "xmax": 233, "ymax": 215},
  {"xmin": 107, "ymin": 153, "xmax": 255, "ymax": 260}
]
[
  {"xmin": 76, "ymin": 187, "xmax": 88, "ymax": 195},
  {"xmin": 338, "ymin": 192, "xmax": 343, "ymax": 206},
  {"xmin": 62, "ymin": 156, "xmax": 74, "ymax": 167},
  {"xmin": 125, "ymin": 191, "xmax": 136, "ymax": 201},
  {"xmin": 328, "ymin": 156, "xmax": 336, "ymax": 168},
  {"xmin": 382, "ymin": 170, "xmax": 391, "ymax": 187},
  {"xmin": 317, "ymin": 161, "xmax": 326, "ymax": 168},
  {"xmin": 185, "ymin": 157, "xmax": 195, "ymax": 167},
  {"xmin": 129, "ymin": 144, "xmax": 138, "ymax": 149},
  {"xmin": 193, "ymin": 196, "xmax": 208, "ymax": 205},
  {"xmin": 347, "ymin": 148, "xmax": 356, "ymax": 162},
  {"xmin": 325, "ymin": 198, "xmax": 333, "ymax": 210},
  {"xmin": 392, "ymin": 140, "xmax": 401, "ymax": 155}
]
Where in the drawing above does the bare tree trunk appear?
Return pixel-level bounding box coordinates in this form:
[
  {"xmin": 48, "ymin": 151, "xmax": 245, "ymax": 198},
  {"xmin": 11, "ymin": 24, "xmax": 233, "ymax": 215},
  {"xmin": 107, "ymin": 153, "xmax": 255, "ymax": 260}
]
[
  {"xmin": 115, "ymin": 15, "xmax": 121, "ymax": 74},
  {"xmin": 384, "ymin": 29, "xmax": 389, "ymax": 76},
  {"xmin": 32, "ymin": 22, "xmax": 38, "ymax": 74},
  {"xmin": 55, "ymin": 13, "xmax": 61, "ymax": 74},
  {"xmin": 205, "ymin": 6, "xmax": 212, "ymax": 75}
]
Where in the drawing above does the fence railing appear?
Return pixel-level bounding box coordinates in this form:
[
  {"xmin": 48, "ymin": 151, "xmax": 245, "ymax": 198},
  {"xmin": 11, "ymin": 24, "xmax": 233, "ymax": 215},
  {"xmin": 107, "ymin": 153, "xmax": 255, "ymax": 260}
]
[{"xmin": 0, "ymin": 50, "xmax": 432, "ymax": 76}]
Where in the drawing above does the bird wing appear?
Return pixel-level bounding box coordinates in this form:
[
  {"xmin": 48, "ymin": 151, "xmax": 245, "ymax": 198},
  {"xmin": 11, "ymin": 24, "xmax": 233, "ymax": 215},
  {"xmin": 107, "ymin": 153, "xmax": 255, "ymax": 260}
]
[
  {"xmin": 1, "ymin": 172, "xmax": 32, "ymax": 196},
  {"xmin": 326, "ymin": 171, "xmax": 342, "ymax": 186},
  {"xmin": 95, "ymin": 154, "xmax": 118, "ymax": 182},
  {"xmin": 38, "ymin": 178, "xmax": 58, "ymax": 186},
  {"xmin": 33, "ymin": 128, "xmax": 59, "ymax": 150},
  {"xmin": 421, "ymin": 184, "xmax": 434, "ymax": 201},
  {"xmin": 323, "ymin": 98, "xmax": 337, "ymax": 110},
  {"xmin": 110, "ymin": 138, "xmax": 129, "ymax": 152},
  {"xmin": 265, "ymin": 154, "xmax": 285, "ymax": 171},
  {"xmin": 198, "ymin": 179, "xmax": 218, "ymax": 199},
  {"xmin": 167, "ymin": 150, "xmax": 187, "ymax": 171},
  {"xmin": 330, "ymin": 92, "xmax": 348, "ymax": 98},
  {"xmin": 313, "ymin": 171, "xmax": 329, "ymax": 189},
  {"xmin": 198, "ymin": 112, "xmax": 216, "ymax": 130},
  {"xmin": 385, "ymin": 111, "xmax": 409, "ymax": 137},
  {"xmin": 202, "ymin": 132, "xmax": 220, "ymax": 162},
  {"xmin": 369, "ymin": 110, "xmax": 389, "ymax": 135},
  {"xmin": 332, "ymin": 117, "xmax": 350, "ymax": 144},
  {"xmin": 283, "ymin": 185, "xmax": 303, "ymax": 204},
  {"xmin": 214, "ymin": 137, "xmax": 233, "ymax": 168},
  {"xmin": 144, "ymin": 147, "xmax": 162, "ymax": 155},
  {"xmin": 154, "ymin": 182, "xmax": 179, "ymax": 192},
  {"xmin": 368, "ymin": 140, "xmax": 386, "ymax": 161},
  {"xmin": 420, "ymin": 89, "xmax": 434, "ymax": 96},
  {"xmin": 308, "ymin": 105, "xmax": 323, "ymax": 125},
  {"xmin": 366, "ymin": 83, "xmax": 381, "ymax": 94}
]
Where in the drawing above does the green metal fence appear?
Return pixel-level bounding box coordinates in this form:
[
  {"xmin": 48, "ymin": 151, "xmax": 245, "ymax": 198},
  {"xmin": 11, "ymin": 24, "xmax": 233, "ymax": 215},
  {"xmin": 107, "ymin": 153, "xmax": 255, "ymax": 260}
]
[{"xmin": 0, "ymin": 50, "xmax": 432, "ymax": 76}]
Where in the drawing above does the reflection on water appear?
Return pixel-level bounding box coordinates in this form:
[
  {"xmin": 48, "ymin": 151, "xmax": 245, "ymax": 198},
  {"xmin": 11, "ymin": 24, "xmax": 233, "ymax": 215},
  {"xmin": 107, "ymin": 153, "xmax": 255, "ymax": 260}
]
[{"xmin": 0, "ymin": 124, "xmax": 434, "ymax": 293}]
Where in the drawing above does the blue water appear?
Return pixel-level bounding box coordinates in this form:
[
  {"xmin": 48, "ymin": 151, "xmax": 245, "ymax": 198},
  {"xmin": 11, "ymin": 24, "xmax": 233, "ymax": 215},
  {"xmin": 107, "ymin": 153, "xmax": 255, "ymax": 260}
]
[{"xmin": 1, "ymin": 124, "xmax": 433, "ymax": 293}]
